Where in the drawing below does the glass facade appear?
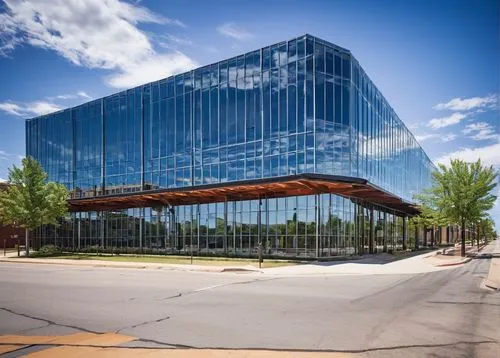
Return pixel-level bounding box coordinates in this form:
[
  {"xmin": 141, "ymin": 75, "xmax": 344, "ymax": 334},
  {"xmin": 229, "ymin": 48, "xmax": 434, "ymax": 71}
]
[{"xmin": 26, "ymin": 35, "xmax": 435, "ymax": 257}]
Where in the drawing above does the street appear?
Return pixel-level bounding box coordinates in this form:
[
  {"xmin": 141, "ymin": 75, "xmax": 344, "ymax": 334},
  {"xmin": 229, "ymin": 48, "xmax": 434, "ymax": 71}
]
[{"xmin": 0, "ymin": 252, "xmax": 499, "ymax": 357}]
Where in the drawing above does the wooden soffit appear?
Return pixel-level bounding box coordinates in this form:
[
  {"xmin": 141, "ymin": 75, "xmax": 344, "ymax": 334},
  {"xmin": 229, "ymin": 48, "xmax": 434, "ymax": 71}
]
[{"xmin": 68, "ymin": 174, "xmax": 420, "ymax": 216}]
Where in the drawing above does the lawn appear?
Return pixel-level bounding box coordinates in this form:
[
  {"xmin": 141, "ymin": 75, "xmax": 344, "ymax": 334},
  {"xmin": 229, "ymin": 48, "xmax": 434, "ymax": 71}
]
[{"xmin": 32, "ymin": 253, "xmax": 297, "ymax": 268}]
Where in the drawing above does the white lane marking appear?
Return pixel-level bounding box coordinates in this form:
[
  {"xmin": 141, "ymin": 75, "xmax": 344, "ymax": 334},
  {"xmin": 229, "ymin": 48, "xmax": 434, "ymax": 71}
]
[{"xmin": 194, "ymin": 283, "xmax": 230, "ymax": 292}]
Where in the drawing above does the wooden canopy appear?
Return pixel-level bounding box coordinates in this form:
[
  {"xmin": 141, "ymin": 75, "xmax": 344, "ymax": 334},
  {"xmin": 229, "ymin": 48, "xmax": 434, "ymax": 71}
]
[{"xmin": 68, "ymin": 174, "xmax": 420, "ymax": 216}]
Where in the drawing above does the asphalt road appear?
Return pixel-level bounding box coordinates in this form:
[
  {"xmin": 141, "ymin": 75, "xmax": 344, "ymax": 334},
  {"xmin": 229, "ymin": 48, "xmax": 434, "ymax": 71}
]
[{"xmin": 0, "ymin": 257, "xmax": 499, "ymax": 357}]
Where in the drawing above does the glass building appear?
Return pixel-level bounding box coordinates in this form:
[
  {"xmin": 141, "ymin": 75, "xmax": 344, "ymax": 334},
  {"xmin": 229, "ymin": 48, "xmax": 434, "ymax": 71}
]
[{"xmin": 26, "ymin": 35, "xmax": 435, "ymax": 258}]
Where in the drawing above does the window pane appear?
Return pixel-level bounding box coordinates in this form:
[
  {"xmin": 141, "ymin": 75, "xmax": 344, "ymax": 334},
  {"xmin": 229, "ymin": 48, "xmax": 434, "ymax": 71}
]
[
  {"xmin": 342, "ymin": 57, "xmax": 351, "ymax": 80},
  {"xmin": 334, "ymin": 54, "xmax": 341, "ymax": 77},
  {"xmin": 315, "ymin": 43, "xmax": 324, "ymax": 73},
  {"xmin": 326, "ymin": 48, "xmax": 334, "ymax": 75}
]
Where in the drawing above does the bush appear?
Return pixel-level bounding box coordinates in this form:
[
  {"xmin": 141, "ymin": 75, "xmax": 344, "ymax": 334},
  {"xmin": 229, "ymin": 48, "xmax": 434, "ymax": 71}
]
[{"xmin": 31, "ymin": 245, "xmax": 61, "ymax": 257}]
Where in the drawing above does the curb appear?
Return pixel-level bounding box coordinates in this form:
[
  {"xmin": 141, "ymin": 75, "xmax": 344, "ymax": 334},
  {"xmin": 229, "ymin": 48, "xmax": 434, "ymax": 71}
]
[
  {"xmin": 0, "ymin": 258, "xmax": 155, "ymax": 270},
  {"xmin": 0, "ymin": 258, "xmax": 261, "ymax": 273},
  {"xmin": 434, "ymin": 257, "xmax": 472, "ymax": 267},
  {"xmin": 221, "ymin": 267, "xmax": 262, "ymax": 273},
  {"xmin": 484, "ymin": 279, "xmax": 499, "ymax": 290}
]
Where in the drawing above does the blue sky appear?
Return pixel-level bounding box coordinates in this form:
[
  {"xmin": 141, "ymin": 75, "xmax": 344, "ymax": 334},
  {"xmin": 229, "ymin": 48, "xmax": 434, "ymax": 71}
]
[{"xmin": 0, "ymin": 0, "xmax": 498, "ymax": 222}]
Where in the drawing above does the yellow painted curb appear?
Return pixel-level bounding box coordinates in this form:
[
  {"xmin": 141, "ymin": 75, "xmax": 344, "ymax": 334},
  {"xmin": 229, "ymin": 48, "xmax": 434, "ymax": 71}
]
[
  {"xmin": 0, "ymin": 335, "xmax": 57, "ymax": 345},
  {"xmin": 1, "ymin": 333, "xmax": 353, "ymax": 357},
  {"xmin": 24, "ymin": 346, "xmax": 353, "ymax": 358},
  {"xmin": 67, "ymin": 332, "xmax": 137, "ymax": 346},
  {"xmin": 0, "ymin": 332, "xmax": 136, "ymax": 347},
  {"xmin": 0, "ymin": 344, "xmax": 26, "ymax": 354}
]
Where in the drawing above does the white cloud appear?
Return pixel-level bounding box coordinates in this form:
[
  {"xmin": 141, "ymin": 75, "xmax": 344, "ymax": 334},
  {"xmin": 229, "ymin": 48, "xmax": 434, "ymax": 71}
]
[
  {"xmin": 156, "ymin": 34, "xmax": 193, "ymax": 49},
  {"xmin": 204, "ymin": 46, "xmax": 219, "ymax": 54},
  {"xmin": 462, "ymin": 121, "xmax": 498, "ymax": 141},
  {"xmin": 441, "ymin": 133, "xmax": 457, "ymax": 142},
  {"xmin": 0, "ymin": 103, "xmax": 23, "ymax": 116},
  {"xmin": 434, "ymin": 95, "xmax": 497, "ymax": 111},
  {"xmin": 217, "ymin": 22, "xmax": 253, "ymax": 41},
  {"xmin": 0, "ymin": 91, "xmax": 95, "ymax": 118},
  {"xmin": 435, "ymin": 142, "xmax": 500, "ymax": 167},
  {"xmin": 50, "ymin": 91, "xmax": 92, "ymax": 101},
  {"xmin": 0, "ymin": 149, "xmax": 23, "ymax": 163},
  {"xmin": 0, "ymin": 101, "xmax": 62, "ymax": 117},
  {"xmin": 54, "ymin": 94, "xmax": 74, "ymax": 100},
  {"xmin": 1, "ymin": 0, "xmax": 195, "ymax": 89},
  {"xmin": 0, "ymin": 3, "xmax": 22, "ymax": 57},
  {"xmin": 414, "ymin": 134, "xmax": 436, "ymax": 142},
  {"xmin": 77, "ymin": 91, "xmax": 91, "ymax": 99},
  {"xmin": 106, "ymin": 52, "xmax": 196, "ymax": 88},
  {"xmin": 0, "ymin": 178, "xmax": 7, "ymax": 183},
  {"xmin": 427, "ymin": 112, "xmax": 467, "ymax": 129},
  {"xmin": 414, "ymin": 133, "xmax": 456, "ymax": 143}
]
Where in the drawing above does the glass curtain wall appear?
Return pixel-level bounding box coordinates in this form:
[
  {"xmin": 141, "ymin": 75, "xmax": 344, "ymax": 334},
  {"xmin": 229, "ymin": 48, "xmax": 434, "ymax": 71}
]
[
  {"xmin": 26, "ymin": 34, "xmax": 435, "ymax": 257},
  {"xmin": 35, "ymin": 194, "xmax": 413, "ymax": 258}
]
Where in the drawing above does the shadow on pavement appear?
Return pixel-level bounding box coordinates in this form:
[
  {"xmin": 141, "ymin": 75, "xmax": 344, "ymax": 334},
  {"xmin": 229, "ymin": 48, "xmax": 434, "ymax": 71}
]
[{"xmin": 309, "ymin": 249, "xmax": 435, "ymax": 267}]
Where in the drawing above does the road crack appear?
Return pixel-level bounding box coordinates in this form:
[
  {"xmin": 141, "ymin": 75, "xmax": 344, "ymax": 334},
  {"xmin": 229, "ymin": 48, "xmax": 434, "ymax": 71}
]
[
  {"xmin": 0, "ymin": 307, "xmax": 101, "ymax": 334},
  {"xmin": 427, "ymin": 300, "xmax": 500, "ymax": 307},
  {"xmin": 115, "ymin": 316, "xmax": 171, "ymax": 333}
]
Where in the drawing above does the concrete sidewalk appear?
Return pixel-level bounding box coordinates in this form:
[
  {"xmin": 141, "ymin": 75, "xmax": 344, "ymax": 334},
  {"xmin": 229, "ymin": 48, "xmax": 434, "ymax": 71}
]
[
  {"xmin": 483, "ymin": 239, "xmax": 500, "ymax": 290},
  {"xmin": 0, "ymin": 255, "xmax": 263, "ymax": 273},
  {"xmin": 0, "ymin": 248, "xmax": 471, "ymax": 276},
  {"xmin": 424, "ymin": 254, "xmax": 472, "ymax": 267},
  {"xmin": 421, "ymin": 240, "xmax": 496, "ymax": 267},
  {"xmin": 261, "ymin": 250, "xmax": 467, "ymax": 276}
]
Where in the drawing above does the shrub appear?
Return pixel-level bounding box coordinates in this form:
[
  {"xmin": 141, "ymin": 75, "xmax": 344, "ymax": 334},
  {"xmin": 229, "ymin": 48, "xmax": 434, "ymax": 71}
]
[{"xmin": 31, "ymin": 245, "xmax": 61, "ymax": 257}]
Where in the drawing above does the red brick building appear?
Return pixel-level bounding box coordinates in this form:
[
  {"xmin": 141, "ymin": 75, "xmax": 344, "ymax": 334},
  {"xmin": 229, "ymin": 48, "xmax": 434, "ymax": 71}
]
[{"xmin": 0, "ymin": 182, "xmax": 25, "ymax": 249}]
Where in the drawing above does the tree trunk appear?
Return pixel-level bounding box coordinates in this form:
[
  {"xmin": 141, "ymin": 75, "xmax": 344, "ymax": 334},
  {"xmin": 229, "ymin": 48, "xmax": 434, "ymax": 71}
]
[
  {"xmin": 460, "ymin": 220, "xmax": 466, "ymax": 257},
  {"xmin": 414, "ymin": 224, "xmax": 418, "ymax": 250},
  {"xmin": 25, "ymin": 228, "xmax": 29, "ymax": 257}
]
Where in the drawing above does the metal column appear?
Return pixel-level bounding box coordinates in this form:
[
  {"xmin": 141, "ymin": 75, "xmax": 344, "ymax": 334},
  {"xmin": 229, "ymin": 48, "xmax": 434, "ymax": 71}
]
[
  {"xmin": 224, "ymin": 199, "xmax": 228, "ymax": 254},
  {"xmin": 257, "ymin": 197, "xmax": 262, "ymax": 246},
  {"xmin": 197, "ymin": 204, "xmax": 200, "ymax": 253},
  {"xmin": 360, "ymin": 208, "xmax": 365, "ymax": 255},
  {"xmin": 369, "ymin": 206, "xmax": 374, "ymax": 254},
  {"xmin": 232, "ymin": 201, "xmax": 236, "ymax": 252},
  {"xmin": 402, "ymin": 216, "xmax": 407, "ymax": 251},
  {"xmin": 77, "ymin": 215, "xmax": 81, "ymax": 250},
  {"xmin": 100, "ymin": 211, "xmax": 105, "ymax": 248},
  {"xmin": 315, "ymin": 194, "xmax": 320, "ymax": 258},
  {"xmin": 258, "ymin": 197, "xmax": 262, "ymax": 266},
  {"xmin": 328, "ymin": 195, "xmax": 332, "ymax": 256},
  {"xmin": 190, "ymin": 206, "xmax": 194, "ymax": 264},
  {"xmin": 139, "ymin": 208, "xmax": 143, "ymax": 250},
  {"xmin": 414, "ymin": 220, "xmax": 419, "ymax": 250},
  {"xmin": 383, "ymin": 211, "xmax": 388, "ymax": 253}
]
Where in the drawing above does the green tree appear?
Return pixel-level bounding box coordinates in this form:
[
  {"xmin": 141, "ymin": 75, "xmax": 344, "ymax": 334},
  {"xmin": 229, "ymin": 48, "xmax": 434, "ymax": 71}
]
[
  {"xmin": 0, "ymin": 157, "xmax": 69, "ymax": 256},
  {"xmin": 427, "ymin": 159, "xmax": 497, "ymax": 257},
  {"xmin": 476, "ymin": 216, "xmax": 496, "ymax": 245},
  {"xmin": 413, "ymin": 191, "xmax": 452, "ymax": 247}
]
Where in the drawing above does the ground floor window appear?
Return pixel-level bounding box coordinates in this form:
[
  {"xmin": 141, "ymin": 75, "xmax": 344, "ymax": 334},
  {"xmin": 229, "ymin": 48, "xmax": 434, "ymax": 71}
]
[{"xmin": 32, "ymin": 194, "xmax": 413, "ymax": 258}]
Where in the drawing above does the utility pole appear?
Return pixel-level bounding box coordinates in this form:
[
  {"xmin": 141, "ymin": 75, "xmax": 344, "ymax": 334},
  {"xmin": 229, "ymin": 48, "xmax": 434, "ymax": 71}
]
[{"xmin": 258, "ymin": 197, "xmax": 262, "ymax": 269}]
